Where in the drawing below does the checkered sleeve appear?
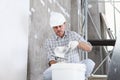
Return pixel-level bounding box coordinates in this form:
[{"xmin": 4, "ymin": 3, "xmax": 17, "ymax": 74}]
[
  {"xmin": 44, "ymin": 39, "xmax": 56, "ymax": 62},
  {"xmin": 73, "ymin": 31, "xmax": 92, "ymax": 48},
  {"xmin": 72, "ymin": 31, "xmax": 86, "ymax": 42}
]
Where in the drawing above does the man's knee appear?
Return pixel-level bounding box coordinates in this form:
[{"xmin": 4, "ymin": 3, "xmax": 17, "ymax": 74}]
[
  {"xmin": 82, "ymin": 59, "xmax": 95, "ymax": 67},
  {"xmin": 81, "ymin": 59, "xmax": 95, "ymax": 77},
  {"xmin": 87, "ymin": 59, "xmax": 95, "ymax": 66},
  {"xmin": 43, "ymin": 67, "xmax": 52, "ymax": 80}
]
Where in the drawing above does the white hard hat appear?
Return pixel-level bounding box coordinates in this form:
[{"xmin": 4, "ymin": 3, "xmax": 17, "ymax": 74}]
[{"xmin": 50, "ymin": 12, "xmax": 66, "ymax": 28}]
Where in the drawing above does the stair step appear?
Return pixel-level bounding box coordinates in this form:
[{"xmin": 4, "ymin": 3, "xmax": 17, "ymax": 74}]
[{"xmin": 89, "ymin": 75, "xmax": 107, "ymax": 80}]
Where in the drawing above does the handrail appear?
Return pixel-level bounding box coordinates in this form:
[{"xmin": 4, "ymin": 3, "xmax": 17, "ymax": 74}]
[
  {"xmin": 100, "ymin": 13, "xmax": 115, "ymax": 39},
  {"xmin": 88, "ymin": 39, "xmax": 116, "ymax": 46}
]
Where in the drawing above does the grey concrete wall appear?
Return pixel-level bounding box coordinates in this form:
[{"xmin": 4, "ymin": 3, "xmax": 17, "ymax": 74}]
[
  {"xmin": 28, "ymin": 0, "xmax": 71, "ymax": 80},
  {"xmin": 71, "ymin": 0, "xmax": 81, "ymax": 33}
]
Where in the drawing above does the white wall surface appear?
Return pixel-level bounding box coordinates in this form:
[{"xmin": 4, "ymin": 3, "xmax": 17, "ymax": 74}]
[
  {"xmin": 0, "ymin": 0, "xmax": 29, "ymax": 80},
  {"xmin": 105, "ymin": 0, "xmax": 120, "ymax": 37}
]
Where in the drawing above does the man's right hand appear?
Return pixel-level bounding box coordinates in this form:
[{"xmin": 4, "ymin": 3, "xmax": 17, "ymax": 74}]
[{"xmin": 49, "ymin": 60, "xmax": 57, "ymax": 66}]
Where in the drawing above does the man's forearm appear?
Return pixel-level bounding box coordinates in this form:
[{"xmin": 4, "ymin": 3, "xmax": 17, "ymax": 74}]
[{"xmin": 78, "ymin": 41, "xmax": 93, "ymax": 52}]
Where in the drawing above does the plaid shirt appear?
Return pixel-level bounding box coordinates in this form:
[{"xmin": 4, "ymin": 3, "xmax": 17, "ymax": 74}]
[{"xmin": 44, "ymin": 30, "xmax": 86, "ymax": 63}]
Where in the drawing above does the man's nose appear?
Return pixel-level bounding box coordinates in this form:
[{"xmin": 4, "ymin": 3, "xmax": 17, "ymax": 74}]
[{"xmin": 57, "ymin": 27, "xmax": 61, "ymax": 30}]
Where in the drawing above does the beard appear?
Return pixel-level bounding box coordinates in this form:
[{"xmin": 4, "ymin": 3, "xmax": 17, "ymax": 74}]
[{"xmin": 56, "ymin": 30, "xmax": 65, "ymax": 37}]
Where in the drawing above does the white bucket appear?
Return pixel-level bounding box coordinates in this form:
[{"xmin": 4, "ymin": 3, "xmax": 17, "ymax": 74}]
[{"xmin": 51, "ymin": 63, "xmax": 86, "ymax": 80}]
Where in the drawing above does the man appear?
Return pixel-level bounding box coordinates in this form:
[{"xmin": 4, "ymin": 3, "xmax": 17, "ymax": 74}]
[{"xmin": 43, "ymin": 12, "xmax": 95, "ymax": 80}]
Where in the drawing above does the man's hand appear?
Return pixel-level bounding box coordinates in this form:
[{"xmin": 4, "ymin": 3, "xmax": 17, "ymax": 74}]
[
  {"xmin": 68, "ymin": 41, "xmax": 79, "ymax": 50},
  {"xmin": 49, "ymin": 60, "xmax": 57, "ymax": 66}
]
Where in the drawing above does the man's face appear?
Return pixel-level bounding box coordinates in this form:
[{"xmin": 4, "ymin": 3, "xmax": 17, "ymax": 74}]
[{"xmin": 53, "ymin": 23, "xmax": 66, "ymax": 38}]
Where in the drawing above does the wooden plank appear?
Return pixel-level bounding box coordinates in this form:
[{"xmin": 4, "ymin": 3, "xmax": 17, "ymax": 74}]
[{"xmin": 88, "ymin": 39, "xmax": 116, "ymax": 46}]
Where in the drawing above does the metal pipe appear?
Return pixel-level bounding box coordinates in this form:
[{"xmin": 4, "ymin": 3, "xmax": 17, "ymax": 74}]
[
  {"xmin": 84, "ymin": 0, "xmax": 88, "ymax": 59},
  {"xmin": 107, "ymin": 28, "xmax": 115, "ymax": 39},
  {"xmin": 85, "ymin": 0, "xmax": 88, "ymax": 58},
  {"xmin": 113, "ymin": 0, "xmax": 117, "ymax": 39},
  {"xmin": 77, "ymin": 0, "xmax": 80, "ymax": 34},
  {"xmin": 90, "ymin": 0, "xmax": 120, "ymax": 3},
  {"xmin": 92, "ymin": 51, "xmax": 112, "ymax": 74},
  {"xmin": 85, "ymin": 0, "xmax": 88, "ymax": 41}
]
